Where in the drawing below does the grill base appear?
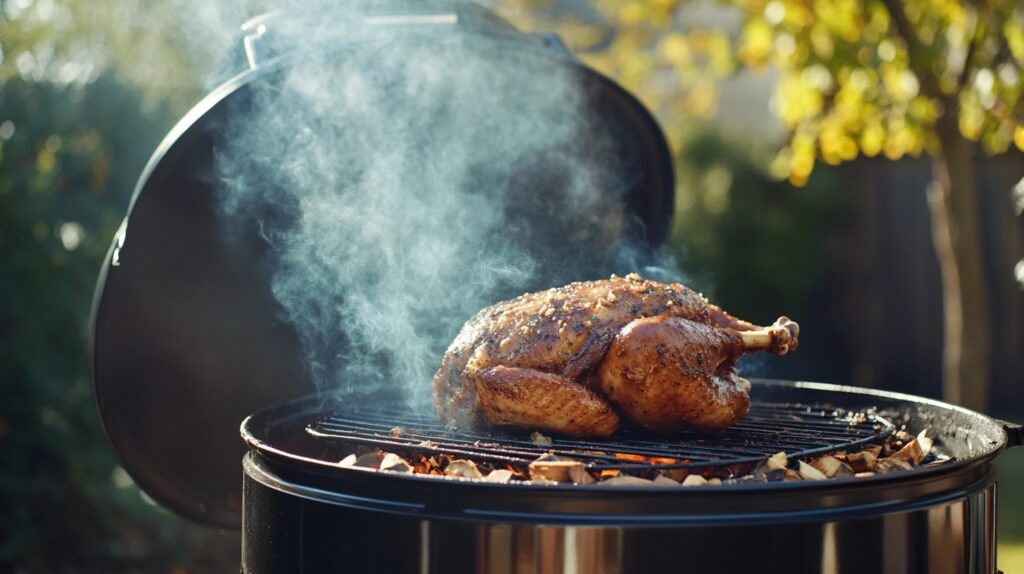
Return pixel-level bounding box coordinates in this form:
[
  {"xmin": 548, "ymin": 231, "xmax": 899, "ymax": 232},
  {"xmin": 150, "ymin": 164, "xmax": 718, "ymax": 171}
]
[{"xmin": 242, "ymin": 452, "xmax": 997, "ymax": 574}]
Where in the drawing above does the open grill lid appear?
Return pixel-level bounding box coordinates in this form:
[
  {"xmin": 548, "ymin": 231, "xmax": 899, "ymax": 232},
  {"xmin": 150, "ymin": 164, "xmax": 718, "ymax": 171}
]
[{"xmin": 89, "ymin": 2, "xmax": 675, "ymax": 529}]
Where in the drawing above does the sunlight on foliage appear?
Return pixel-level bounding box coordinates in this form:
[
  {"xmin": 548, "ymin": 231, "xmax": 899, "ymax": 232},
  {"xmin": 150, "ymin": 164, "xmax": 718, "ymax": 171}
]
[{"xmin": 499, "ymin": 0, "xmax": 1024, "ymax": 186}]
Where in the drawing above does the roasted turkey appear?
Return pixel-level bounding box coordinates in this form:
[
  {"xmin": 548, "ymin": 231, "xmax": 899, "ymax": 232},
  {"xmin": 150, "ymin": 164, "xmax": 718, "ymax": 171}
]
[{"xmin": 432, "ymin": 274, "xmax": 799, "ymax": 437}]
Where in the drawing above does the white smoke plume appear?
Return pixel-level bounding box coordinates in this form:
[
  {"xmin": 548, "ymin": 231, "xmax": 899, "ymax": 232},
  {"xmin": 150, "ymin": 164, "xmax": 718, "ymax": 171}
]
[{"xmin": 210, "ymin": 1, "xmax": 677, "ymax": 406}]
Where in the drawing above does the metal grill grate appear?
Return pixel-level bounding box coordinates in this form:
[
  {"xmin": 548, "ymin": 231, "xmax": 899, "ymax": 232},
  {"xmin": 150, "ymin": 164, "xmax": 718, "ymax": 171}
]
[{"xmin": 306, "ymin": 402, "xmax": 894, "ymax": 472}]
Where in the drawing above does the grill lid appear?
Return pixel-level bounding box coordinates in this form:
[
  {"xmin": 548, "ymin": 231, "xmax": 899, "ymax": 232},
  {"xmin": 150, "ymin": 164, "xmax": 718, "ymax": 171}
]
[{"xmin": 90, "ymin": 2, "xmax": 674, "ymax": 528}]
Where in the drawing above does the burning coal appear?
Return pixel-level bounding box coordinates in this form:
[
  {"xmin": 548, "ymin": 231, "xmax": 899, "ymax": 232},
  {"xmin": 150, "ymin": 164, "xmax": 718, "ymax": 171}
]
[{"xmin": 211, "ymin": 2, "xmax": 677, "ymax": 406}]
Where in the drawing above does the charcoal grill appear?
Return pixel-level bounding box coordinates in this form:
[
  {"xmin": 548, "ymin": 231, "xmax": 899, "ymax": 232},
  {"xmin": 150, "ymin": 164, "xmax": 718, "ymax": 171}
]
[
  {"xmin": 88, "ymin": 2, "xmax": 1023, "ymax": 573},
  {"xmin": 239, "ymin": 380, "xmax": 1022, "ymax": 573}
]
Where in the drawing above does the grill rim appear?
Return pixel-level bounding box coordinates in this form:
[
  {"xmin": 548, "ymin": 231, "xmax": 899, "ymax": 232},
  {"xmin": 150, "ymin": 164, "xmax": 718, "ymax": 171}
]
[{"xmin": 241, "ymin": 379, "xmax": 1014, "ymax": 495}]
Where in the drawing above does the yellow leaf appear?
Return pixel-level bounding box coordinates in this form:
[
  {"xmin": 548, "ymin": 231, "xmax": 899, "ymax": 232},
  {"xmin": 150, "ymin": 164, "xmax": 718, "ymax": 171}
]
[
  {"xmin": 618, "ymin": 2, "xmax": 646, "ymax": 26},
  {"xmin": 770, "ymin": 150, "xmax": 792, "ymax": 180},
  {"xmin": 791, "ymin": 148, "xmax": 815, "ymax": 179},
  {"xmin": 789, "ymin": 171, "xmax": 810, "ymax": 187},
  {"xmin": 860, "ymin": 123, "xmax": 885, "ymax": 157},
  {"xmin": 838, "ymin": 136, "xmax": 859, "ymax": 161},
  {"xmin": 1014, "ymin": 125, "xmax": 1024, "ymax": 152},
  {"xmin": 810, "ymin": 25, "xmax": 834, "ymax": 59},
  {"xmin": 659, "ymin": 34, "xmax": 691, "ymax": 64},
  {"xmin": 738, "ymin": 18, "xmax": 774, "ymax": 68}
]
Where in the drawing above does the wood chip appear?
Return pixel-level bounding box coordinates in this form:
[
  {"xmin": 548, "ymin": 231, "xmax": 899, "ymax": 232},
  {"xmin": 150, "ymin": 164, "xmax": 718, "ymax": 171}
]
[
  {"xmin": 854, "ymin": 472, "xmax": 875, "ymax": 478},
  {"xmin": 389, "ymin": 426, "xmax": 406, "ymax": 438},
  {"xmin": 600, "ymin": 475, "xmax": 653, "ymax": 486},
  {"xmin": 917, "ymin": 430, "xmax": 934, "ymax": 458},
  {"xmin": 652, "ymin": 475, "xmax": 680, "ymax": 486},
  {"xmin": 798, "ymin": 460, "xmax": 827, "ymax": 480},
  {"xmin": 529, "ymin": 454, "xmax": 593, "ymax": 483},
  {"xmin": 351, "ymin": 452, "xmax": 385, "ymax": 469},
  {"xmin": 875, "ymin": 458, "xmax": 913, "ymax": 473},
  {"xmin": 707, "ymin": 478, "xmax": 722, "ymax": 485},
  {"xmin": 783, "ymin": 469, "xmax": 803, "ymax": 481},
  {"xmin": 530, "ymin": 431, "xmax": 553, "ymax": 446},
  {"xmin": 339, "ymin": 454, "xmax": 358, "ymax": 467},
  {"xmin": 484, "ymin": 469, "xmax": 515, "ymax": 484},
  {"xmin": 890, "ymin": 438, "xmax": 925, "ymax": 465},
  {"xmin": 862, "ymin": 444, "xmax": 883, "ymax": 457},
  {"xmin": 766, "ymin": 451, "xmax": 788, "ymax": 471},
  {"xmin": 445, "ymin": 459, "xmax": 484, "ymax": 479},
  {"xmin": 662, "ymin": 468, "xmax": 689, "ymax": 482},
  {"xmin": 809, "ymin": 455, "xmax": 843, "ymax": 478},
  {"xmin": 682, "ymin": 475, "xmax": 709, "ymax": 486},
  {"xmin": 833, "ymin": 462, "xmax": 855, "ymax": 477},
  {"xmin": 847, "ymin": 450, "xmax": 877, "ymax": 472},
  {"xmin": 380, "ymin": 453, "xmax": 414, "ymax": 473}
]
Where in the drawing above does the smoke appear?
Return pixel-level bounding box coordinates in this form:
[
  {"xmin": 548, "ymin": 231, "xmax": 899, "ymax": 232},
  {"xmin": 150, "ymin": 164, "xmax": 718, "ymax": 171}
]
[{"xmin": 212, "ymin": 1, "xmax": 675, "ymax": 406}]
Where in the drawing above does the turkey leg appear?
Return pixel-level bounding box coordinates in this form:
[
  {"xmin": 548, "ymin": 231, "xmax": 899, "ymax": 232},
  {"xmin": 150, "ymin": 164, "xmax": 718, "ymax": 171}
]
[
  {"xmin": 708, "ymin": 304, "xmax": 761, "ymax": 331},
  {"xmin": 736, "ymin": 316, "xmax": 800, "ymax": 356}
]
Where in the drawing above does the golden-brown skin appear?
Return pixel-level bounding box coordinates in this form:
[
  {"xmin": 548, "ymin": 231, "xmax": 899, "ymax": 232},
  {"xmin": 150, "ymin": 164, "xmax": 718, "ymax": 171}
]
[
  {"xmin": 597, "ymin": 316, "xmax": 749, "ymax": 433},
  {"xmin": 433, "ymin": 274, "xmax": 798, "ymax": 436}
]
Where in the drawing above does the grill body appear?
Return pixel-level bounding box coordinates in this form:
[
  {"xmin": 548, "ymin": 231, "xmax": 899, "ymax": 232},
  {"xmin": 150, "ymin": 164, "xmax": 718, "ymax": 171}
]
[
  {"xmin": 240, "ymin": 381, "xmax": 1019, "ymax": 573},
  {"xmin": 242, "ymin": 455, "xmax": 996, "ymax": 573}
]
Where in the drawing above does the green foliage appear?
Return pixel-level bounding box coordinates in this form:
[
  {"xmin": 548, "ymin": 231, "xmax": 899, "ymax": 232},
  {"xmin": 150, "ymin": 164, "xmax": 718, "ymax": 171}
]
[
  {"xmin": 671, "ymin": 129, "xmax": 843, "ymax": 312},
  {"xmin": 0, "ymin": 0, "xmax": 213, "ymax": 108},
  {"xmin": 0, "ymin": 0, "xmax": 246, "ymax": 567},
  {"xmin": 0, "ymin": 69, "xmax": 237, "ymax": 569}
]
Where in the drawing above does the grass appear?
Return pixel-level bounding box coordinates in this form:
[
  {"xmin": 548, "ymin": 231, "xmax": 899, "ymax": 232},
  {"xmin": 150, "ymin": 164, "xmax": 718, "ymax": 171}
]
[{"xmin": 998, "ymin": 417, "xmax": 1024, "ymax": 573}]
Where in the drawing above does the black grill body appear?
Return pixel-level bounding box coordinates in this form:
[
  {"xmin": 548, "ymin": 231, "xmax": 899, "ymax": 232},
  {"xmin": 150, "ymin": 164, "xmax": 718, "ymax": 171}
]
[{"xmin": 240, "ymin": 380, "xmax": 1020, "ymax": 573}]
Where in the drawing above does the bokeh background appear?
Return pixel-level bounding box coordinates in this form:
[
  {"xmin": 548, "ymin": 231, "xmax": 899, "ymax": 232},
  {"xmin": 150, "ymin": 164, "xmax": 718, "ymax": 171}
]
[{"xmin": 1, "ymin": 0, "xmax": 1022, "ymax": 571}]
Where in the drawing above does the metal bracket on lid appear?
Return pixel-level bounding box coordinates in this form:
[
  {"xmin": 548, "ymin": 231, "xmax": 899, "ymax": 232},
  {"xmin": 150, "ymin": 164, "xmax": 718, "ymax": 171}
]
[
  {"xmin": 240, "ymin": 8, "xmax": 460, "ymax": 71},
  {"xmin": 366, "ymin": 13, "xmax": 458, "ymax": 26},
  {"xmin": 241, "ymin": 10, "xmax": 280, "ymax": 71}
]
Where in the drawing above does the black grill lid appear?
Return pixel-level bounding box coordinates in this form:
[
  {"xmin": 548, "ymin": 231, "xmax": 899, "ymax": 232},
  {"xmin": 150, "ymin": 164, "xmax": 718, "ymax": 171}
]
[{"xmin": 90, "ymin": 2, "xmax": 674, "ymax": 528}]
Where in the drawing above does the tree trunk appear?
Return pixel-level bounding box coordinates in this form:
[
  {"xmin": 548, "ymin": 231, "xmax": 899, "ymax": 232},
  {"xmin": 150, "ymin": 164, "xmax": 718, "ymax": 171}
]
[{"xmin": 927, "ymin": 111, "xmax": 990, "ymax": 411}]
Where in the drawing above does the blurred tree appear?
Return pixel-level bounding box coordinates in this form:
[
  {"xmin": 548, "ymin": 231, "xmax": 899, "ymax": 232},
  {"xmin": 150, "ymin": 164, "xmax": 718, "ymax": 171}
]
[
  {"xmin": 502, "ymin": 0, "xmax": 1024, "ymax": 411},
  {"xmin": 1, "ymin": 0, "xmax": 240, "ymax": 569}
]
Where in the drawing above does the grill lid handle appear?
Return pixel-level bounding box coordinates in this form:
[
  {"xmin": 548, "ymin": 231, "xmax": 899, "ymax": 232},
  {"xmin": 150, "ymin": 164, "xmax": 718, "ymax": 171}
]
[{"xmin": 238, "ymin": 1, "xmax": 546, "ymax": 71}]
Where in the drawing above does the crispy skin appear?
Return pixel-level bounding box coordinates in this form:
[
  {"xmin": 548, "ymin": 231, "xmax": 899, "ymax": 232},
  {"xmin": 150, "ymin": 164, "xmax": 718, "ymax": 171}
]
[
  {"xmin": 433, "ymin": 275, "xmax": 711, "ymax": 428},
  {"xmin": 596, "ymin": 316, "xmax": 750, "ymax": 433},
  {"xmin": 476, "ymin": 366, "xmax": 621, "ymax": 437}
]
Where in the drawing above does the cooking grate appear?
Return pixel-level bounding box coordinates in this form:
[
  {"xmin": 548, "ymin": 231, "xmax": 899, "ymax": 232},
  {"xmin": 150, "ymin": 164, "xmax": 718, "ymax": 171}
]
[{"xmin": 307, "ymin": 402, "xmax": 894, "ymax": 473}]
